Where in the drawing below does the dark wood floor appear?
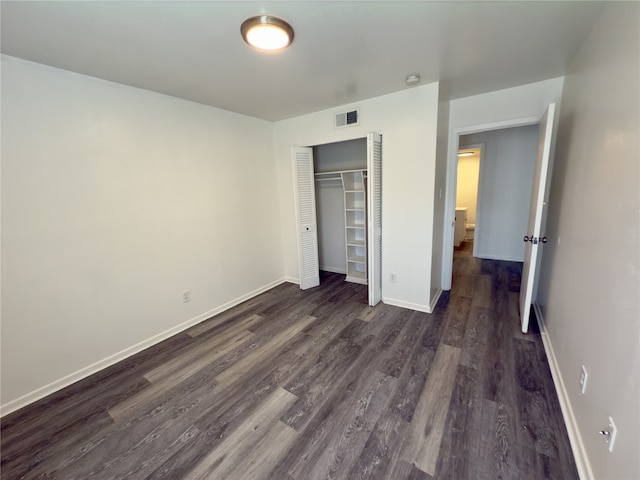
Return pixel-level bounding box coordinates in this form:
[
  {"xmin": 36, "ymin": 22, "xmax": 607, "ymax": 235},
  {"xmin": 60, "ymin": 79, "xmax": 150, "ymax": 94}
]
[{"xmin": 1, "ymin": 241, "xmax": 578, "ymax": 480}]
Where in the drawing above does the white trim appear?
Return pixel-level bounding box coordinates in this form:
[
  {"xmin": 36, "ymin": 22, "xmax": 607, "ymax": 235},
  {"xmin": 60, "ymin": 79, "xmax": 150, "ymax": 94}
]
[
  {"xmin": 382, "ymin": 297, "xmax": 432, "ymax": 313},
  {"xmin": 430, "ymin": 288, "xmax": 443, "ymax": 312},
  {"xmin": 284, "ymin": 276, "xmax": 299, "ymax": 284},
  {"xmin": 457, "ymin": 116, "xmax": 541, "ymax": 136},
  {"xmin": 534, "ymin": 302, "xmax": 593, "ymax": 480},
  {"xmin": 0, "ymin": 277, "xmax": 288, "ymax": 417}
]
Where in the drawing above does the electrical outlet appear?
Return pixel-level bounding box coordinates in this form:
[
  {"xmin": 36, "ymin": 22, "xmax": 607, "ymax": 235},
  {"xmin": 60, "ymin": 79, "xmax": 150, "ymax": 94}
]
[
  {"xmin": 579, "ymin": 365, "xmax": 588, "ymax": 394},
  {"xmin": 390, "ymin": 273, "xmax": 397, "ymax": 283},
  {"xmin": 182, "ymin": 290, "xmax": 191, "ymax": 303}
]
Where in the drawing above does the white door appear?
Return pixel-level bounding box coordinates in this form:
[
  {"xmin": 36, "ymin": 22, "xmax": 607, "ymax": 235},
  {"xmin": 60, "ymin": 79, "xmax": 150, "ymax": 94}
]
[
  {"xmin": 520, "ymin": 104, "xmax": 556, "ymax": 332},
  {"xmin": 292, "ymin": 146, "xmax": 320, "ymax": 290},
  {"xmin": 367, "ymin": 133, "xmax": 382, "ymax": 306}
]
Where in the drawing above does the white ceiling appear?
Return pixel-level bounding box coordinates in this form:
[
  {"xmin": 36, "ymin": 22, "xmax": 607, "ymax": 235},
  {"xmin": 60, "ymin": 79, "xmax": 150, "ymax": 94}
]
[{"xmin": 1, "ymin": 1, "xmax": 605, "ymax": 121}]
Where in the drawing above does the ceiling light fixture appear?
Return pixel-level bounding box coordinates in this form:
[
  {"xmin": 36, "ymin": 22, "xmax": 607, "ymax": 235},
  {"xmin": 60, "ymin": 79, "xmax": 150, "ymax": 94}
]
[
  {"xmin": 241, "ymin": 15, "xmax": 294, "ymax": 51},
  {"xmin": 458, "ymin": 152, "xmax": 474, "ymax": 157}
]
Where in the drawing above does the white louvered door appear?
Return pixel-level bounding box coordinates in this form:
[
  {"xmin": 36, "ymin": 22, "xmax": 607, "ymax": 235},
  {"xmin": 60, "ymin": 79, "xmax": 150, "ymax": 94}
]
[
  {"xmin": 292, "ymin": 147, "xmax": 320, "ymax": 290},
  {"xmin": 367, "ymin": 133, "xmax": 382, "ymax": 306}
]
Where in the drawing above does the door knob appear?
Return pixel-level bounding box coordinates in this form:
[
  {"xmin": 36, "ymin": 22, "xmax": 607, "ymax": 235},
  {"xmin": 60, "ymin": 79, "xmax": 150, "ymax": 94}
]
[{"xmin": 524, "ymin": 235, "xmax": 548, "ymax": 244}]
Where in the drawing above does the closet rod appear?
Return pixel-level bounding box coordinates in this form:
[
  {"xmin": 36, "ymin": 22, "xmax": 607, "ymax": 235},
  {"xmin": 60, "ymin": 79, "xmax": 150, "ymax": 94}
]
[
  {"xmin": 314, "ymin": 168, "xmax": 367, "ymax": 177},
  {"xmin": 315, "ymin": 177, "xmax": 342, "ymax": 182}
]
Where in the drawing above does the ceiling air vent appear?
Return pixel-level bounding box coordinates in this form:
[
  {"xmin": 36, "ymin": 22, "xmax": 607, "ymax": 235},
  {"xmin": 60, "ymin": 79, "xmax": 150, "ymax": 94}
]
[{"xmin": 335, "ymin": 108, "xmax": 359, "ymax": 128}]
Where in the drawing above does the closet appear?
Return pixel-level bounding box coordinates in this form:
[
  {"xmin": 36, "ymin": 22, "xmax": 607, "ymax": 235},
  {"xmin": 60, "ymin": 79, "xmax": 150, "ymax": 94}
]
[
  {"xmin": 292, "ymin": 133, "xmax": 382, "ymax": 306},
  {"xmin": 315, "ymin": 168, "xmax": 367, "ymax": 284}
]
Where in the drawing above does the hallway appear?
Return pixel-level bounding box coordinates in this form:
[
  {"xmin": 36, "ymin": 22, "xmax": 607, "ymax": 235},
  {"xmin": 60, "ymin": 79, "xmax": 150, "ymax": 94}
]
[{"xmin": 444, "ymin": 240, "xmax": 577, "ymax": 477}]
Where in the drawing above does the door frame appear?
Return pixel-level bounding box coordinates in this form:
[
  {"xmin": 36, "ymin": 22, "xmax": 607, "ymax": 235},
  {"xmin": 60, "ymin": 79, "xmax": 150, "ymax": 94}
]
[{"xmin": 441, "ymin": 115, "xmax": 540, "ymax": 291}]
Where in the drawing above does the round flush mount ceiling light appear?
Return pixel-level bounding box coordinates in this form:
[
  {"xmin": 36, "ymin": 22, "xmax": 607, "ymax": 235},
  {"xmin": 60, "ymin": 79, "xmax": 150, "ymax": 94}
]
[{"xmin": 241, "ymin": 15, "xmax": 294, "ymax": 51}]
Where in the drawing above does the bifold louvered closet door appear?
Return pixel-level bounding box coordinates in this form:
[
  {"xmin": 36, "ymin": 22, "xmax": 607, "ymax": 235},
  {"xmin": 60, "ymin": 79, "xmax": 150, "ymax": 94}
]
[
  {"xmin": 291, "ymin": 147, "xmax": 320, "ymax": 289},
  {"xmin": 367, "ymin": 133, "xmax": 382, "ymax": 306}
]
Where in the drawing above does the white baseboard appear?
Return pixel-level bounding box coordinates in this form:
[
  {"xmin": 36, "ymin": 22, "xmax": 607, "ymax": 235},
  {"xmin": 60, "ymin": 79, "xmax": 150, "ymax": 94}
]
[
  {"xmin": 284, "ymin": 276, "xmax": 299, "ymax": 284},
  {"xmin": 319, "ymin": 266, "xmax": 347, "ymax": 274},
  {"xmin": 430, "ymin": 288, "xmax": 443, "ymax": 312},
  {"xmin": 382, "ymin": 296, "xmax": 432, "ymax": 313},
  {"xmin": 534, "ymin": 303, "xmax": 593, "ymax": 480},
  {"xmin": 0, "ymin": 277, "xmax": 288, "ymax": 417}
]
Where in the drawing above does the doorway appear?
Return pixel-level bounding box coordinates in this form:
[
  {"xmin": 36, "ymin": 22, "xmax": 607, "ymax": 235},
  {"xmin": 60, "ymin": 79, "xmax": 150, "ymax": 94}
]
[
  {"xmin": 447, "ymin": 123, "xmax": 540, "ymax": 293},
  {"xmin": 292, "ymin": 133, "xmax": 383, "ymax": 306},
  {"xmin": 443, "ymin": 104, "xmax": 557, "ymax": 333},
  {"xmin": 442, "ymin": 123, "xmax": 540, "ymax": 290},
  {"xmin": 454, "ymin": 145, "xmax": 482, "ymax": 257}
]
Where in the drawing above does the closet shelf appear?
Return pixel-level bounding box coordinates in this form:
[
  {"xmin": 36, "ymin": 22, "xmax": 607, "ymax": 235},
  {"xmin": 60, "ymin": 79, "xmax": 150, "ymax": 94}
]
[
  {"xmin": 315, "ymin": 176, "xmax": 342, "ymax": 182},
  {"xmin": 342, "ymin": 170, "xmax": 368, "ymax": 285},
  {"xmin": 348, "ymin": 254, "xmax": 366, "ymax": 264},
  {"xmin": 346, "ymin": 270, "xmax": 367, "ymax": 285},
  {"xmin": 347, "ymin": 239, "xmax": 366, "ymax": 247}
]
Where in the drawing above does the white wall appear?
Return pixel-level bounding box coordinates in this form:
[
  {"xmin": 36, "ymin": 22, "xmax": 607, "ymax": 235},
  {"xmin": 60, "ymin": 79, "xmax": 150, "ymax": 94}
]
[
  {"xmin": 315, "ymin": 181, "xmax": 346, "ymax": 273},
  {"xmin": 535, "ymin": 3, "xmax": 640, "ymax": 479},
  {"xmin": 455, "ymin": 154, "xmax": 479, "ymax": 225},
  {"xmin": 439, "ymin": 77, "xmax": 565, "ymax": 290},
  {"xmin": 448, "ymin": 77, "xmax": 565, "ymax": 131},
  {"xmin": 314, "ymin": 138, "xmax": 366, "ymax": 173},
  {"xmin": 460, "ymin": 125, "xmax": 539, "ymax": 262},
  {"xmin": 0, "ymin": 56, "xmax": 283, "ymax": 412},
  {"xmin": 275, "ymin": 84, "xmax": 440, "ymax": 312},
  {"xmin": 430, "ymin": 88, "xmax": 450, "ymax": 307}
]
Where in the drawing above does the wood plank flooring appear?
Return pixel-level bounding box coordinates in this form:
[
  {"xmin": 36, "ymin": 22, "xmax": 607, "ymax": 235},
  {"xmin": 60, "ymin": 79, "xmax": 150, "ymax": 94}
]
[{"xmin": 1, "ymin": 241, "xmax": 579, "ymax": 479}]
